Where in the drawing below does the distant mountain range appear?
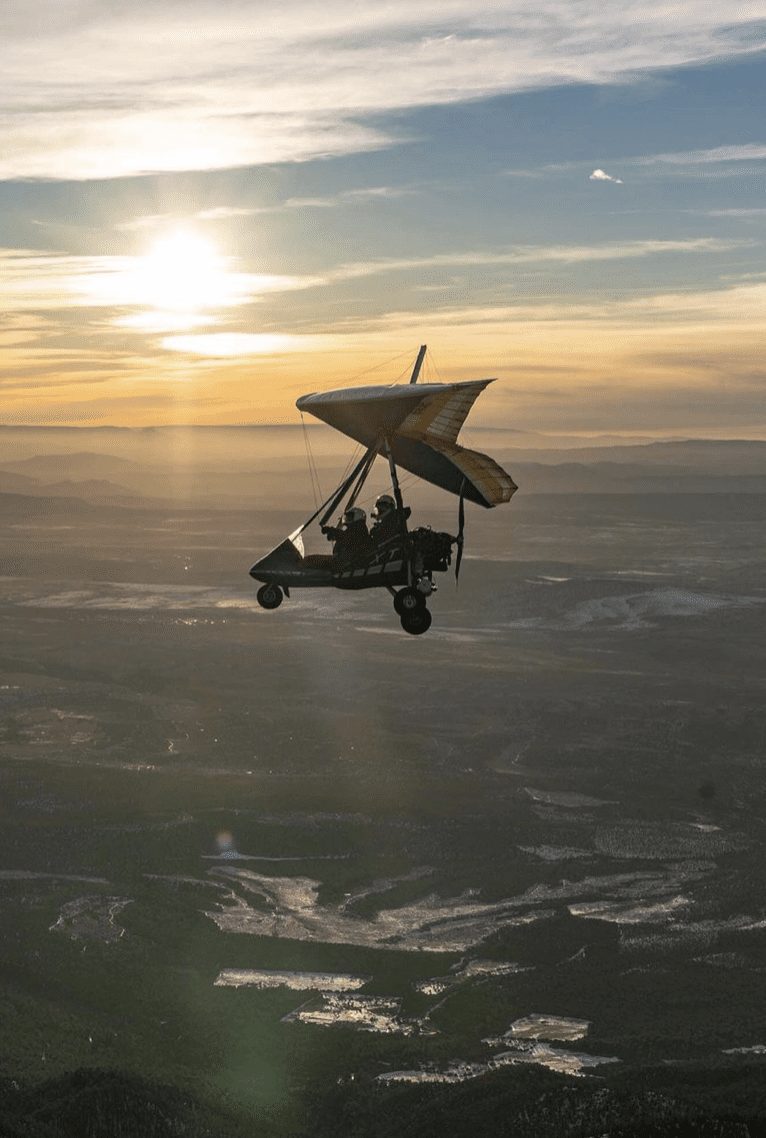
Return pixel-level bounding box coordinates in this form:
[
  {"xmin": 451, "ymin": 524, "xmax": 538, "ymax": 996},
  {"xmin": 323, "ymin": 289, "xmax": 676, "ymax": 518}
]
[
  {"xmin": 0, "ymin": 436, "xmax": 764, "ymax": 508},
  {"xmin": 510, "ymin": 461, "xmax": 766, "ymax": 494},
  {"xmin": 499, "ymin": 438, "xmax": 766, "ymax": 474}
]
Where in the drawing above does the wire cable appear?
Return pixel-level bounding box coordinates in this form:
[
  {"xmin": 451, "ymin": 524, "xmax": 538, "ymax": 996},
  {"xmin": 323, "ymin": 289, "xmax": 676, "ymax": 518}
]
[
  {"xmin": 304, "ymin": 416, "xmax": 323, "ymax": 502},
  {"xmin": 300, "ymin": 411, "xmax": 321, "ymax": 509},
  {"xmin": 330, "ymin": 347, "xmax": 417, "ymax": 390}
]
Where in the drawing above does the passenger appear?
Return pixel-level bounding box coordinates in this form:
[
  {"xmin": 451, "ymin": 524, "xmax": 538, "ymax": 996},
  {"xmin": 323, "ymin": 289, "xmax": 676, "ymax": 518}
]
[
  {"xmin": 322, "ymin": 507, "xmax": 373, "ymax": 568},
  {"xmin": 371, "ymin": 493, "xmax": 409, "ymax": 551}
]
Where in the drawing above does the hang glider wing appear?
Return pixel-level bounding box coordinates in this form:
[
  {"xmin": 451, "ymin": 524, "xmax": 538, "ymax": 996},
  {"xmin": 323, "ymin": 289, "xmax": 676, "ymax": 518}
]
[{"xmin": 296, "ymin": 381, "xmax": 516, "ymax": 508}]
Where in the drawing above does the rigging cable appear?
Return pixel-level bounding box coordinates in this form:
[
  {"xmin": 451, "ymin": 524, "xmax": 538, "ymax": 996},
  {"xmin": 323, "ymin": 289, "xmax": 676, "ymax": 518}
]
[
  {"xmin": 300, "ymin": 411, "xmax": 321, "ymax": 509},
  {"xmin": 304, "ymin": 415, "xmax": 324, "ymax": 502},
  {"xmin": 425, "ymin": 347, "xmax": 446, "ymax": 385},
  {"xmin": 334, "ymin": 347, "xmax": 417, "ymax": 389}
]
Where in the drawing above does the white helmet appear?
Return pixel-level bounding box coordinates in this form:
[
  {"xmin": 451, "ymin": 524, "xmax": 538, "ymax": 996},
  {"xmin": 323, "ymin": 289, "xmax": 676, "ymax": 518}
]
[
  {"xmin": 343, "ymin": 507, "xmax": 366, "ymax": 526},
  {"xmin": 372, "ymin": 494, "xmax": 395, "ymax": 519}
]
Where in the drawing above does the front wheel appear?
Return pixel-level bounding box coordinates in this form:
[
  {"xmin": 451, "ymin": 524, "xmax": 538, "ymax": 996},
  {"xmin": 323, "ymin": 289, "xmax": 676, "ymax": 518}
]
[
  {"xmin": 400, "ymin": 608, "xmax": 432, "ymax": 636},
  {"xmin": 257, "ymin": 583, "xmax": 283, "ymax": 610},
  {"xmin": 393, "ymin": 586, "xmax": 426, "ymax": 616}
]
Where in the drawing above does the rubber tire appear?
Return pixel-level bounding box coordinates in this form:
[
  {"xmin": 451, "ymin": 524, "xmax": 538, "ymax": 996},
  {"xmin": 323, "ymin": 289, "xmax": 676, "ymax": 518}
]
[
  {"xmin": 400, "ymin": 607, "xmax": 432, "ymax": 636},
  {"xmin": 393, "ymin": 586, "xmax": 426, "ymax": 616},
  {"xmin": 257, "ymin": 583, "xmax": 283, "ymax": 610}
]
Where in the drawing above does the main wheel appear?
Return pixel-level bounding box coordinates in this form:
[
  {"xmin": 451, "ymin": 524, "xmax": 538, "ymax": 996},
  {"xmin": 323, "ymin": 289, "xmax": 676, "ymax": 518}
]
[
  {"xmin": 256, "ymin": 583, "xmax": 283, "ymax": 610},
  {"xmin": 393, "ymin": 586, "xmax": 426, "ymax": 616},
  {"xmin": 400, "ymin": 607, "xmax": 432, "ymax": 636}
]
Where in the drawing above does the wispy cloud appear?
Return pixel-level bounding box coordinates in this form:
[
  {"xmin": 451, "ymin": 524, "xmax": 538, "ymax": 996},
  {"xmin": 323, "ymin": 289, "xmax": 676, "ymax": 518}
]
[
  {"xmin": 211, "ymin": 281, "xmax": 766, "ymax": 430},
  {"xmin": 194, "ymin": 206, "xmax": 265, "ymax": 221},
  {"xmin": 329, "ymin": 238, "xmax": 746, "ymax": 281},
  {"xmin": 117, "ymin": 207, "xmax": 266, "ymax": 232},
  {"xmin": 703, "ymin": 207, "xmax": 766, "ymax": 217},
  {"xmin": 0, "ymin": 248, "xmax": 323, "ymax": 314},
  {"xmin": 161, "ymin": 332, "xmax": 321, "ymax": 356},
  {"xmin": 284, "ymin": 186, "xmax": 417, "ymax": 209},
  {"xmin": 4, "ymin": 275, "xmax": 766, "ymax": 431},
  {"xmin": 117, "ymin": 188, "xmax": 412, "ymax": 232},
  {"xmin": 0, "ymin": 238, "xmax": 745, "ymax": 320},
  {"xmin": 507, "ymin": 142, "xmax": 766, "ymax": 181},
  {"xmin": 117, "ymin": 214, "xmax": 181, "ymax": 233},
  {"xmin": 633, "ymin": 142, "xmax": 766, "ymax": 166},
  {"xmin": 321, "ymin": 279, "xmax": 766, "ymax": 335},
  {"xmin": 2, "ymin": 3, "xmax": 765, "ymax": 179}
]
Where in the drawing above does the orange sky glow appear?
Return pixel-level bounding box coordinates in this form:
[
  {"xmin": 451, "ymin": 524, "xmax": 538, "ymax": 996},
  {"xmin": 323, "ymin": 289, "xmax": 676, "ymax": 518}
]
[{"xmin": 2, "ymin": 2, "xmax": 765, "ymax": 436}]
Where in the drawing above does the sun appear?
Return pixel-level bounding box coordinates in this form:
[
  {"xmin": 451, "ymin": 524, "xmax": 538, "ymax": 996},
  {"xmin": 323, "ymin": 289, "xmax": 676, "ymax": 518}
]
[
  {"xmin": 79, "ymin": 225, "xmax": 260, "ymax": 333},
  {"xmin": 136, "ymin": 230, "xmax": 234, "ymax": 313}
]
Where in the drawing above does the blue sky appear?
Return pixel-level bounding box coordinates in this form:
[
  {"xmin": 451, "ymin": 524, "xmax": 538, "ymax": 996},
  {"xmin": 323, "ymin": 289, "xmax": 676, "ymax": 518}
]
[{"xmin": 0, "ymin": 2, "xmax": 764, "ymax": 432}]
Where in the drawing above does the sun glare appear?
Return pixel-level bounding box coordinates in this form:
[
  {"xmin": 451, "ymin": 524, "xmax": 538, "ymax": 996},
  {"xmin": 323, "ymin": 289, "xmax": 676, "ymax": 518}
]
[
  {"xmin": 137, "ymin": 231, "xmax": 234, "ymax": 313},
  {"xmin": 79, "ymin": 227, "xmax": 258, "ymax": 333},
  {"xmin": 76, "ymin": 227, "xmax": 309, "ymax": 342}
]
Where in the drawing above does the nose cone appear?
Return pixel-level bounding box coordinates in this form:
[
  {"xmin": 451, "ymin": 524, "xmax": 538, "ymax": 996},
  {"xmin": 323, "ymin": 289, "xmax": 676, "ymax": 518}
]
[{"xmin": 249, "ymin": 537, "xmax": 303, "ymax": 581}]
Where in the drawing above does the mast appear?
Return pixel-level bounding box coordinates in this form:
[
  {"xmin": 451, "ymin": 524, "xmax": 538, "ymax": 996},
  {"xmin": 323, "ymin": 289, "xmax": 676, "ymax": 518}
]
[
  {"xmin": 409, "ymin": 344, "xmax": 427, "ymax": 384},
  {"xmin": 384, "ymin": 436, "xmax": 413, "ymax": 585}
]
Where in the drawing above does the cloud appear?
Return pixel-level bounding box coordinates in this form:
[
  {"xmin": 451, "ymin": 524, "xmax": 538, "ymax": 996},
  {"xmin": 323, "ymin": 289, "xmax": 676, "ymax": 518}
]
[
  {"xmin": 284, "ymin": 186, "xmax": 416, "ymax": 209},
  {"xmin": 328, "ymin": 237, "xmax": 745, "ymax": 281},
  {"xmin": 4, "ymin": 275, "xmax": 766, "ymax": 432},
  {"xmin": 0, "ymin": 247, "xmax": 324, "ymax": 314},
  {"xmin": 194, "ymin": 206, "xmax": 265, "ymax": 221},
  {"xmin": 0, "ymin": 237, "xmax": 744, "ymax": 325},
  {"xmin": 1, "ymin": 3, "xmax": 765, "ymax": 179},
  {"xmin": 320, "ymin": 278, "xmax": 766, "ymax": 335},
  {"xmin": 114, "ymin": 311, "xmax": 218, "ymax": 333},
  {"xmin": 117, "ymin": 206, "xmax": 267, "ymax": 232},
  {"xmin": 633, "ymin": 142, "xmax": 766, "ymax": 166},
  {"xmin": 161, "ymin": 332, "xmax": 319, "ymax": 356},
  {"xmin": 116, "ymin": 214, "xmax": 180, "ymax": 233},
  {"xmin": 117, "ymin": 189, "xmax": 412, "ymax": 232},
  {"xmin": 704, "ymin": 208, "xmax": 766, "ymax": 217},
  {"xmin": 589, "ymin": 168, "xmax": 623, "ymax": 184}
]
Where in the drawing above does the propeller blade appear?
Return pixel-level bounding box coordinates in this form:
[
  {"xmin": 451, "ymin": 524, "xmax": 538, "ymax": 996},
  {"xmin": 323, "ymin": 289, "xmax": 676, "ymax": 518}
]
[{"xmin": 455, "ymin": 482, "xmax": 466, "ymax": 583}]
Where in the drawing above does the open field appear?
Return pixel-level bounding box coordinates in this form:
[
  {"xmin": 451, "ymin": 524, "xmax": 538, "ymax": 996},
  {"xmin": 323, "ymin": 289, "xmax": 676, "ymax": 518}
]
[{"xmin": 1, "ymin": 472, "xmax": 765, "ymax": 1133}]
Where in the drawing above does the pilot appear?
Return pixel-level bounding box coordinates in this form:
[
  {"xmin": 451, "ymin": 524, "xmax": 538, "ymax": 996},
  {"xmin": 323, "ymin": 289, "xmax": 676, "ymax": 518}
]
[
  {"xmin": 322, "ymin": 506, "xmax": 373, "ymax": 568},
  {"xmin": 371, "ymin": 494, "xmax": 409, "ymax": 549}
]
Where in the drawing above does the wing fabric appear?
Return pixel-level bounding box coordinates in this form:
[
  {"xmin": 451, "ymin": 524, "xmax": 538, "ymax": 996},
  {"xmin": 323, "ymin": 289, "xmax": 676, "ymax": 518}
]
[
  {"xmin": 396, "ymin": 381, "xmax": 486, "ymax": 443},
  {"xmin": 296, "ymin": 381, "xmax": 516, "ymax": 508},
  {"xmin": 388, "ymin": 435, "xmax": 515, "ymax": 507}
]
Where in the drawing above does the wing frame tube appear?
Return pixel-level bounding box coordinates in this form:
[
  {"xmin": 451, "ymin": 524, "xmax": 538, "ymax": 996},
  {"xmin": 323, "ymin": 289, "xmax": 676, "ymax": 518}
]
[{"xmin": 249, "ymin": 441, "xmax": 380, "ymax": 585}]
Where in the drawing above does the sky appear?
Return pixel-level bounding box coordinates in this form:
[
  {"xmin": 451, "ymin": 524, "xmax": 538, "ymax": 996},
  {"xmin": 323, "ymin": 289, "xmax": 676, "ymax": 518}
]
[{"xmin": 1, "ymin": 1, "xmax": 765, "ymax": 435}]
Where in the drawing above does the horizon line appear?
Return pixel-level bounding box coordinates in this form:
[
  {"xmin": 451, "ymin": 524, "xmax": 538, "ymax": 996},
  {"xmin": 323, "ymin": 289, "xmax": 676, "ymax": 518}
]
[{"xmin": 1, "ymin": 423, "xmax": 765, "ymax": 445}]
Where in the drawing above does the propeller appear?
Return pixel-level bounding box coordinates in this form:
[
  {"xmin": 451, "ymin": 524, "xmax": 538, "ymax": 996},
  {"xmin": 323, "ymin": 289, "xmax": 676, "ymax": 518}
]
[{"xmin": 455, "ymin": 481, "xmax": 466, "ymax": 583}]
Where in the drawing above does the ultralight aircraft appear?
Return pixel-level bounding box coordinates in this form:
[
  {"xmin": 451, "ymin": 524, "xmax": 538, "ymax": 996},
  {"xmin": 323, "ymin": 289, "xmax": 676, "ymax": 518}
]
[{"xmin": 249, "ymin": 346, "xmax": 516, "ymax": 634}]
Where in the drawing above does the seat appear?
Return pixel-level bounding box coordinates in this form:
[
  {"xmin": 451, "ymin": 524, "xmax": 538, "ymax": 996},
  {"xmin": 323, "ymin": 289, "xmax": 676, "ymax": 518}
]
[{"xmin": 302, "ymin": 553, "xmax": 336, "ymax": 569}]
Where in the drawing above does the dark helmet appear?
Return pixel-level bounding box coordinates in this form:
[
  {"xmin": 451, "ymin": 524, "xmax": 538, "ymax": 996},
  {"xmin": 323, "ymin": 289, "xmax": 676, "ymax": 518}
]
[
  {"xmin": 342, "ymin": 506, "xmax": 367, "ymax": 527},
  {"xmin": 372, "ymin": 494, "xmax": 395, "ymax": 520}
]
